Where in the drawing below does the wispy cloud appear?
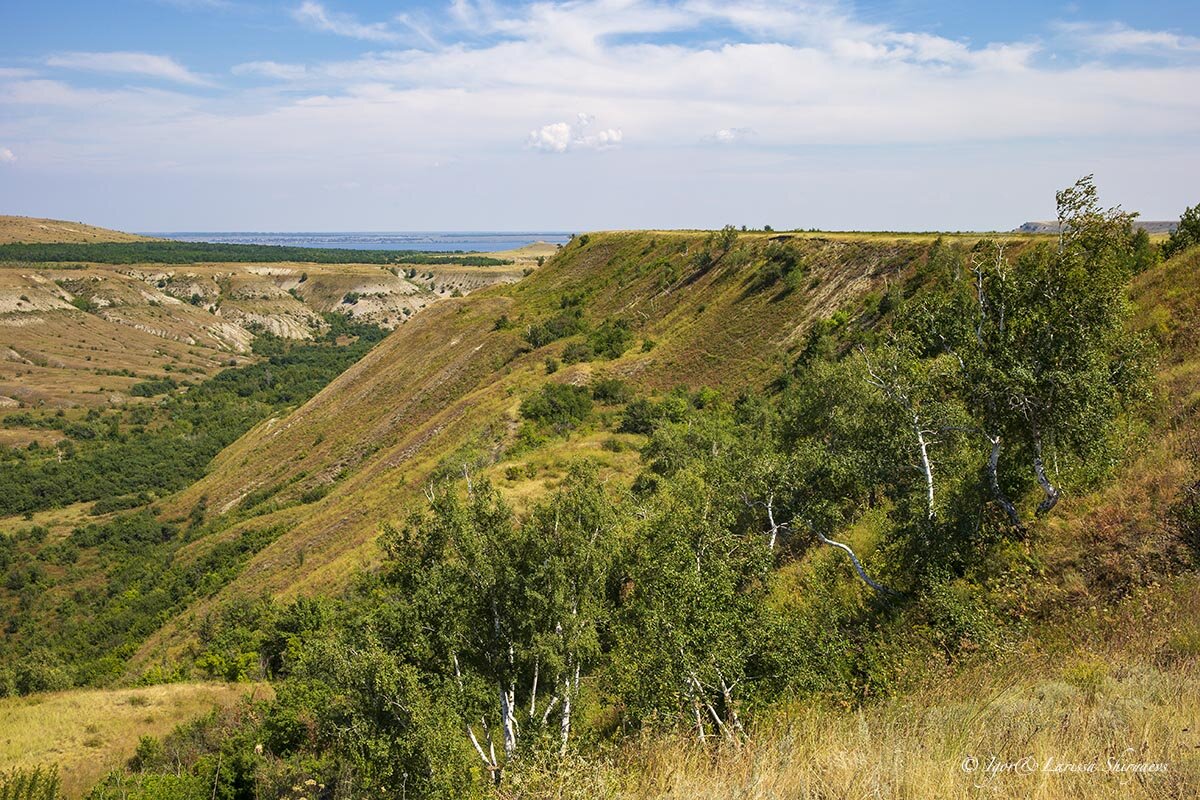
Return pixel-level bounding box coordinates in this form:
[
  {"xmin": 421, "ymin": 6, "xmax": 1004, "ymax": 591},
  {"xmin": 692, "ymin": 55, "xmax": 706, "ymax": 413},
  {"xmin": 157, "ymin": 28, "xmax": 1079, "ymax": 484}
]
[
  {"xmin": 45, "ymin": 51, "xmax": 213, "ymax": 87},
  {"xmin": 0, "ymin": 147, "xmax": 16, "ymax": 164},
  {"xmin": 292, "ymin": 1, "xmax": 403, "ymax": 43},
  {"xmin": 1057, "ymin": 21, "xmax": 1200, "ymax": 56}
]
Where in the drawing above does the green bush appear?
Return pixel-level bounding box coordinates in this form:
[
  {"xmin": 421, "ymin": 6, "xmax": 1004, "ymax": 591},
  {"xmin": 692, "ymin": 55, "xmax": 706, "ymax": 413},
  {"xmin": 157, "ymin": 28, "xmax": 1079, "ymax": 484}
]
[
  {"xmin": 591, "ymin": 378, "xmax": 633, "ymax": 404},
  {"xmin": 523, "ymin": 309, "xmax": 586, "ymax": 348},
  {"xmin": 587, "ymin": 318, "xmax": 634, "ymax": 359},
  {"xmin": 13, "ymin": 651, "xmax": 72, "ymax": 695},
  {"xmin": 129, "ymin": 378, "xmax": 178, "ymax": 397},
  {"xmin": 1163, "ymin": 202, "xmax": 1200, "ymax": 258},
  {"xmin": 520, "ymin": 383, "xmax": 593, "ymax": 430},
  {"xmin": 561, "ymin": 341, "xmax": 593, "ymax": 364}
]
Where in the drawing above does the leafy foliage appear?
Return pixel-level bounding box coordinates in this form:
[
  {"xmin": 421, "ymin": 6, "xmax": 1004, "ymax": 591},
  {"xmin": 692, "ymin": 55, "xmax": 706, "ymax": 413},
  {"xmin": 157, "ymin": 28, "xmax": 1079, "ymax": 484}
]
[
  {"xmin": 1163, "ymin": 202, "xmax": 1200, "ymax": 259},
  {"xmin": 519, "ymin": 384, "xmax": 593, "ymax": 431}
]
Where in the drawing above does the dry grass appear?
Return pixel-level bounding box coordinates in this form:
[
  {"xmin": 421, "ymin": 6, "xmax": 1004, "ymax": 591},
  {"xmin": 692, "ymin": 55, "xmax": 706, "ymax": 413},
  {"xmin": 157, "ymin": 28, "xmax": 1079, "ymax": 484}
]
[
  {"xmin": 510, "ymin": 577, "xmax": 1200, "ymax": 800},
  {"xmin": 0, "ymin": 216, "xmax": 154, "ymax": 245},
  {"xmin": 619, "ymin": 666, "xmax": 1197, "ymax": 799},
  {"xmin": 0, "ymin": 682, "xmax": 265, "ymax": 798}
]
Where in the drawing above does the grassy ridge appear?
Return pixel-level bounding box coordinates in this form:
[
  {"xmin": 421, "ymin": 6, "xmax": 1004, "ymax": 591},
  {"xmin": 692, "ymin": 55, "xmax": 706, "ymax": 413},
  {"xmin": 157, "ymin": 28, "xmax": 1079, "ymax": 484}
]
[
  {"xmin": 135, "ymin": 231, "xmax": 953, "ymax": 615},
  {"xmin": 0, "ymin": 241, "xmax": 513, "ymax": 266}
]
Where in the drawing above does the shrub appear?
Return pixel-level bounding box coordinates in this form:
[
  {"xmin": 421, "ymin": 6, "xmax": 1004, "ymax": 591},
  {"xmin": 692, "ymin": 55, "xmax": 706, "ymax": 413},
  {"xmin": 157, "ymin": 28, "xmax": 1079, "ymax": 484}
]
[
  {"xmin": 90, "ymin": 493, "xmax": 152, "ymax": 516},
  {"xmin": 561, "ymin": 341, "xmax": 593, "ymax": 364},
  {"xmin": 588, "ymin": 318, "xmax": 634, "ymax": 359},
  {"xmin": 14, "ymin": 651, "xmax": 73, "ymax": 695},
  {"xmin": 128, "ymin": 735, "xmax": 165, "ymax": 771},
  {"xmin": 618, "ymin": 394, "xmax": 691, "ymax": 435},
  {"xmin": 519, "ymin": 384, "xmax": 593, "ymax": 430},
  {"xmin": 754, "ymin": 241, "xmax": 806, "ymax": 290},
  {"xmin": 591, "ymin": 378, "xmax": 633, "ymax": 404},
  {"xmin": 523, "ymin": 309, "xmax": 586, "ymax": 348}
]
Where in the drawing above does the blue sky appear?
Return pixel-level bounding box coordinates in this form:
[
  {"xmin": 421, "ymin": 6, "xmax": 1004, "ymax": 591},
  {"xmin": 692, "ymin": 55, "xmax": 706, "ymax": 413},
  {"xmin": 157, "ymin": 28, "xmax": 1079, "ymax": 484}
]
[{"xmin": 1, "ymin": 1, "xmax": 1198, "ymax": 231}]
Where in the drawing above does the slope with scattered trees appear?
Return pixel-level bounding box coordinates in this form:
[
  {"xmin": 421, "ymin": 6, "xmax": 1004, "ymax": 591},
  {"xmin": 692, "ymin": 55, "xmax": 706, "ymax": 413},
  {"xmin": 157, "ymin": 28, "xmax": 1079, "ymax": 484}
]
[{"xmin": 4, "ymin": 182, "xmax": 1200, "ymax": 799}]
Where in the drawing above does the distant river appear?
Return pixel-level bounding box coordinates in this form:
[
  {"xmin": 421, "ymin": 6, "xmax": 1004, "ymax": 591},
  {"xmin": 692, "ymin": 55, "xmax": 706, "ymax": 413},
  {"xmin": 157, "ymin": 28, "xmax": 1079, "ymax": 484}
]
[{"xmin": 146, "ymin": 231, "xmax": 574, "ymax": 253}]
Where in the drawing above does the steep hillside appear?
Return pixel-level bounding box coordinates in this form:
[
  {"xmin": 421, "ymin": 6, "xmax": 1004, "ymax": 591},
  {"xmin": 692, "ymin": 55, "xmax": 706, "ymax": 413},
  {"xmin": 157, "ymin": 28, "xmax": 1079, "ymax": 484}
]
[
  {"xmin": 0, "ymin": 216, "xmax": 156, "ymax": 245},
  {"xmin": 124, "ymin": 230, "xmax": 1032, "ymax": 663}
]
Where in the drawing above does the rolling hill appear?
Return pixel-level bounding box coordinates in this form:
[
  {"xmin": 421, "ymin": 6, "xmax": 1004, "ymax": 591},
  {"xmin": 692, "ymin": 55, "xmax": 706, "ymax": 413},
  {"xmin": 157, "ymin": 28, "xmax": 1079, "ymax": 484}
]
[
  {"xmin": 0, "ymin": 216, "xmax": 157, "ymax": 245},
  {"xmin": 2, "ymin": 216, "xmax": 1197, "ymax": 799}
]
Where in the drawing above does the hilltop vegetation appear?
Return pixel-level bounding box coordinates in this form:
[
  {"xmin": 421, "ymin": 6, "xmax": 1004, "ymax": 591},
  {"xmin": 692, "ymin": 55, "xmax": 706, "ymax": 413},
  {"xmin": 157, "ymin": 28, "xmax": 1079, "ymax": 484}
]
[{"xmin": 0, "ymin": 241, "xmax": 513, "ymax": 266}]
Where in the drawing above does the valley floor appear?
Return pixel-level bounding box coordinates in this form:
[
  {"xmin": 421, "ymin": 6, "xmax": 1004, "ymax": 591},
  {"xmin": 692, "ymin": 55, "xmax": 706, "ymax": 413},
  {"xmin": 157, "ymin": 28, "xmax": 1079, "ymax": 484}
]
[{"xmin": 0, "ymin": 682, "xmax": 263, "ymax": 798}]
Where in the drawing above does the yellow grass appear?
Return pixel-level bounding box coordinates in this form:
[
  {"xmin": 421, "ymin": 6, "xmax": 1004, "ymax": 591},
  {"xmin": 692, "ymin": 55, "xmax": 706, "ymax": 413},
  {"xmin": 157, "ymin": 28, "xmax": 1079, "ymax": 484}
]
[
  {"xmin": 511, "ymin": 578, "xmax": 1200, "ymax": 800},
  {"xmin": 0, "ymin": 682, "xmax": 265, "ymax": 798},
  {"xmin": 0, "ymin": 216, "xmax": 154, "ymax": 245}
]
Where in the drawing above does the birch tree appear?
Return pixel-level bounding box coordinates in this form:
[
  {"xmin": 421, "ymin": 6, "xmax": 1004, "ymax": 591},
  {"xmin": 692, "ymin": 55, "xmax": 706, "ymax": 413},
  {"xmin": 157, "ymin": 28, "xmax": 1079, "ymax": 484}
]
[{"xmin": 382, "ymin": 467, "xmax": 620, "ymax": 785}]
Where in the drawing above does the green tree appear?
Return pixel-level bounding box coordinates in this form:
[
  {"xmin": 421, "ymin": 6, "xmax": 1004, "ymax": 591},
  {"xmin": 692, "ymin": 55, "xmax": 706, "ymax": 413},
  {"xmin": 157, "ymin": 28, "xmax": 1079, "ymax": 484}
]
[{"xmin": 1163, "ymin": 202, "xmax": 1200, "ymax": 259}]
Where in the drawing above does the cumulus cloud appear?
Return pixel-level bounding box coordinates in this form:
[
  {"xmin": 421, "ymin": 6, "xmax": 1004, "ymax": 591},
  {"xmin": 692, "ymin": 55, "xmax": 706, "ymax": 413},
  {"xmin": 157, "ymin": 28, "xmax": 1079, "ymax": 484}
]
[
  {"xmin": 292, "ymin": 1, "xmax": 402, "ymax": 43},
  {"xmin": 0, "ymin": 147, "xmax": 15, "ymax": 164},
  {"xmin": 45, "ymin": 51, "xmax": 212, "ymax": 86},
  {"xmin": 528, "ymin": 113, "xmax": 622, "ymax": 153}
]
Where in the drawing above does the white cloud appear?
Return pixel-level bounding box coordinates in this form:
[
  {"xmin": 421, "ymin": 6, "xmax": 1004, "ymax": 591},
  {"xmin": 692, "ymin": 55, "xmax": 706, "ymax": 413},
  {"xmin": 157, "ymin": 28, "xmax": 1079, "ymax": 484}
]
[
  {"xmin": 1058, "ymin": 21, "xmax": 1200, "ymax": 55},
  {"xmin": 528, "ymin": 122, "xmax": 572, "ymax": 153},
  {"xmin": 528, "ymin": 113, "xmax": 622, "ymax": 153},
  {"xmin": 0, "ymin": 147, "xmax": 15, "ymax": 164},
  {"xmin": 45, "ymin": 51, "xmax": 212, "ymax": 86},
  {"xmin": 3, "ymin": 1, "xmax": 1200, "ymax": 228},
  {"xmin": 711, "ymin": 127, "xmax": 754, "ymax": 144},
  {"xmin": 292, "ymin": 1, "xmax": 403, "ymax": 43}
]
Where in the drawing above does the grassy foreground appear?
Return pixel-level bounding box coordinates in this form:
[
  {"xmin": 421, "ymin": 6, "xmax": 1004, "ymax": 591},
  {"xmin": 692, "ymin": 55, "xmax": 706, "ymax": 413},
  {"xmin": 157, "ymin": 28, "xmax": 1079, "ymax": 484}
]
[
  {"xmin": 514, "ymin": 576, "xmax": 1199, "ymax": 800},
  {"xmin": 0, "ymin": 682, "xmax": 262, "ymax": 797}
]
